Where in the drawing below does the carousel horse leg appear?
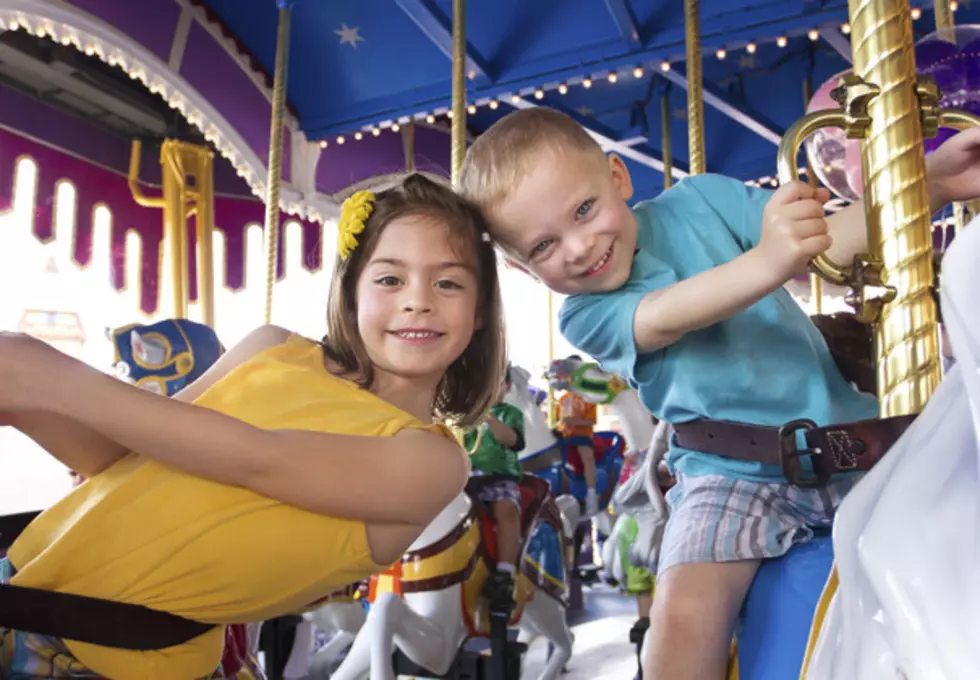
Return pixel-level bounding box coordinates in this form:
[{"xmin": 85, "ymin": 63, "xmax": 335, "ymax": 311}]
[
  {"xmin": 334, "ymin": 591, "xmax": 457, "ymax": 680},
  {"xmin": 309, "ymin": 630, "xmax": 357, "ymax": 679},
  {"xmin": 260, "ymin": 614, "xmax": 303, "ymax": 680},
  {"xmin": 520, "ymin": 594, "xmax": 573, "ymax": 680}
]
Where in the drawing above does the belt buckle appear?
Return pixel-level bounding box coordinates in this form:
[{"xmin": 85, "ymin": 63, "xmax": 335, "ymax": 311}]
[{"xmin": 778, "ymin": 419, "xmax": 828, "ymax": 487}]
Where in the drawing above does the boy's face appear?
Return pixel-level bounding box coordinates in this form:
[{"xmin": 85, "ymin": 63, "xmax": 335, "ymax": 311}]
[{"xmin": 487, "ymin": 149, "xmax": 638, "ymax": 295}]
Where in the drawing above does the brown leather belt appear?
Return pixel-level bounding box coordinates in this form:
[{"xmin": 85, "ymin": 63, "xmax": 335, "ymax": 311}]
[{"xmin": 673, "ymin": 415, "xmax": 916, "ymax": 486}]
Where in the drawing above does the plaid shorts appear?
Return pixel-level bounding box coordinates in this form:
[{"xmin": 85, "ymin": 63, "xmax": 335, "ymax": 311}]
[
  {"xmin": 471, "ymin": 477, "xmax": 521, "ymax": 509},
  {"xmin": 657, "ymin": 473, "xmax": 860, "ymax": 576}
]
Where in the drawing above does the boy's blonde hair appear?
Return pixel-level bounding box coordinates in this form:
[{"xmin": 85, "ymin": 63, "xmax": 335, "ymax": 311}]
[{"xmin": 458, "ymin": 108, "xmax": 607, "ymax": 212}]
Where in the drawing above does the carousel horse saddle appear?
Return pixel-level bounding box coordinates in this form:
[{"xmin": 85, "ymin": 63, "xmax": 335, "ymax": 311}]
[
  {"xmin": 0, "ymin": 510, "xmax": 214, "ymax": 649},
  {"xmin": 465, "ymin": 474, "xmax": 553, "ymax": 560},
  {"xmin": 737, "ymin": 533, "xmax": 835, "ymax": 679},
  {"xmin": 564, "ymin": 432, "xmax": 622, "ymax": 474}
]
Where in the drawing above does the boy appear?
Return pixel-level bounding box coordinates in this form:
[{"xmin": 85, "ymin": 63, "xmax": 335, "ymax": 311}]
[
  {"xmin": 464, "ymin": 367, "xmax": 526, "ymax": 612},
  {"xmin": 556, "ymin": 355, "xmax": 600, "ymax": 515},
  {"xmin": 458, "ymin": 107, "xmax": 980, "ymax": 678}
]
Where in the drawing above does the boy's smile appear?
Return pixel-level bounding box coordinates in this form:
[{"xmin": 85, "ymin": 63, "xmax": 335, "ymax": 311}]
[{"xmin": 486, "ymin": 148, "xmax": 638, "ymax": 295}]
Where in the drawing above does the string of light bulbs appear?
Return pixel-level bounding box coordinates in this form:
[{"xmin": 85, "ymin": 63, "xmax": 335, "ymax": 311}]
[{"xmin": 319, "ymin": 3, "xmax": 944, "ymax": 148}]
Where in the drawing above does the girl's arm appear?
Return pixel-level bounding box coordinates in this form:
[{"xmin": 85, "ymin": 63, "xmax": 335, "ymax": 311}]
[
  {"xmin": 5, "ymin": 332, "xmax": 467, "ymax": 524},
  {"xmin": 4, "ymin": 326, "xmax": 291, "ymax": 479}
]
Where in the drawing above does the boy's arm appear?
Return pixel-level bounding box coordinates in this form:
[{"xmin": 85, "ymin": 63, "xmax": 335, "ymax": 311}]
[
  {"xmin": 633, "ymin": 248, "xmax": 783, "ymax": 351},
  {"xmin": 634, "ymin": 181, "xmax": 830, "ymax": 352},
  {"xmin": 824, "ymin": 129, "xmax": 980, "ymax": 266}
]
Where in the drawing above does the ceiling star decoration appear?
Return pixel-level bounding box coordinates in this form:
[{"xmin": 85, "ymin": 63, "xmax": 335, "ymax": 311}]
[
  {"xmin": 739, "ymin": 53, "xmax": 757, "ymax": 69},
  {"xmin": 576, "ymin": 106, "xmax": 595, "ymax": 117},
  {"xmin": 673, "ymin": 107, "xmax": 687, "ymax": 120},
  {"xmin": 335, "ymin": 24, "xmax": 365, "ymax": 48}
]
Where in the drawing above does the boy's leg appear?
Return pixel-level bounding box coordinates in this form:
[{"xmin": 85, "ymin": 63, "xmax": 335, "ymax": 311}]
[
  {"xmin": 576, "ymin": 444, "xmax": 599, "ymax": 514},
  {"xmin": 644, "ymin": 472, "xmax": 828, "ymax": 680},
  {"xmin": 643, "ymin": 560, "xmax": 760, "ymax": 680},
  {"xmin": 492, "ymin": 499, "xmax": 521, "ymax": 567},
  {"xmin": 482, "ymin": 482, "xmax": 522, "ymax": 611}
]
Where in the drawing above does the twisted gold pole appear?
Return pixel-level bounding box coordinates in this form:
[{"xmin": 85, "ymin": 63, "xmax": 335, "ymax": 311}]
[
  {"xmin": 195, "ymin": 148, "xmax": 216, "ymax": 328},
  {"xmin": 450, "ymin": 0, "xmax": 466, "ymax": 184},
  {"xmin": 850, "ymin": 0, "xmax": 938, "ymax": 415},
  {"xmin": 803, "ymin": 77, "xmax": 824, "ymax": 315},
  {"xmin": 684, "ymin": 0, "xmax": 705, "ymax": 175},
  {"xmin": 263, "ymin": 5, "xmax": 292, "ymax": 324},
  {"xmin": 661, "ymin": 84, "xmax": 674, "ymax": 189},
  {"xmin": 934, "ymin": 0, "xmax": 954, "ymax": 36}
]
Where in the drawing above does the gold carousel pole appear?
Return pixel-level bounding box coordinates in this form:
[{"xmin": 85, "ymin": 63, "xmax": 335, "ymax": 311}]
[
  {"xmin": 851, "ymin": 0, "xmax": 939, "ymax": 415},
  {"xmin": 262, "ymin": 2, "xmax": 292, "ymax": 324},
  {"xmin": 684, "ymin": 0, "xmax": 706, "ymax": 175},
  {"xmin": 193, "ymin": 147, "xmax": 216, "ymax": 328},
  {"xmin": 402, "ymin": 121, "xmax": 417, "ymax": 173},
  {"xmin": 661, "ymin": 82, "xmax": 674, "ymax": 189},
  {"xmin": 450, "ymin": 0, "xmax": 466, "ymax": 185},
  {"xmin": 935, "ymin": 0, "xmax": 966, "ymax": 232},
  {"xmin": 802, "ymin": 74, "xmax": 824, "ymax": 315},
  {"xmin": 934, "ymin": 0, "xmax": 954, "ymax": 38}
]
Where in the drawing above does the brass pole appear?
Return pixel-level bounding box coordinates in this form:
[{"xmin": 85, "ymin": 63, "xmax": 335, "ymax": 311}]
[
  {"xmin": 850, "ymin": 0, "xmax": 939, "ymax": 415},
  {"xmin": 934, "ymin": 0, "xmax": 954, "ymax": 37},
  {"xmin": 450, "ymin": 0, "xmax": 466, "ymax": 184},
  {"xmin": 263, "ymin": 4, "xmax": 292, "ymax": 324},
  {"xmin": 803, "ymin": 75, "xmax": 824, "ymax": 315},
  {"xmin": 161, "ymin": 141, "xmax": 189, "ymax": 319},
  {"xmin": 194, "ymin": 148, "xmax": 216, "ymax": 328},
  {"xmin": 546, "ymin": 290, "xmax": 557, "ymax": 429},
  {"xmin": 402, "ymin": 121, "xmax": 417, "ymax": 173},
  {"xmin": 684, "ymin": 0, "xmax": 706, "ymax": 175},
  {"xmin": 660, "ymin": 83, "xmax": 674, "ymax": 189}
]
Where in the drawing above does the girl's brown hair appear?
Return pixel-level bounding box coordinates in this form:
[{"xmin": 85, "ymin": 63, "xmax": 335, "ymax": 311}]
[{"xmin": 321, "ymin": 173, "xmax": 506, "ymax": 426}]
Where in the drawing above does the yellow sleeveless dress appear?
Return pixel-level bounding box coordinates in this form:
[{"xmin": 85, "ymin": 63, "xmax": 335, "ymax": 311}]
[{"xmin": 6, "ymin": 336, "xmax": 455, "ymax": 679}]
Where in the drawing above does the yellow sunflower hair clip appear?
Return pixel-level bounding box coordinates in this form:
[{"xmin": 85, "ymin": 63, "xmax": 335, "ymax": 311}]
[{"xmin": 337, "ymin": 190, "xmax": 376, "ymax": 260}]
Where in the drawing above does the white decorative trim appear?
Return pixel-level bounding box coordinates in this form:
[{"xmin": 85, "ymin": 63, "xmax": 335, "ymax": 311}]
[
  {"xmin": 0, "ymin": 0, "xmax": 340, "ymax": 222},
  {"xmin": 289, "ymin": 130, "xmax": 321, "ymax": 198}
]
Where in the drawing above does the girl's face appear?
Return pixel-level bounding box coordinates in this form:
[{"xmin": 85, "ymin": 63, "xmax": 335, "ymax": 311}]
[{"xmin": 356, "ymin": 213, "xmax": 481, "ymax": 388}]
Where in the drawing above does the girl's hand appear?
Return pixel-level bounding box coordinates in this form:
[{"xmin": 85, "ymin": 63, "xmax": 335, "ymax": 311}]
[
  {"xmin": 926, "ymin": 127, "xmax": 980, "ymax": 210},
  {"xmin": 0, "ymin": 332, "xmax": 64, "ymax": 413}
]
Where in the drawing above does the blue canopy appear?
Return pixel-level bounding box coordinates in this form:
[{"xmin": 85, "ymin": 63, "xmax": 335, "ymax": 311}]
[{"xmin": 200, "ymin": 0, "xmax": 974, "ymax": 202}]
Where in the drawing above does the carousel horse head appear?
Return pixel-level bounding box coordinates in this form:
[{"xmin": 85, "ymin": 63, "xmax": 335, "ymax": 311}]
[
  {"xmin": 546, "ymin": 357, "xmax": 626, "ymax": 405},
  {"xmin": 504, "ymin": 364, "xmax": 559, "ymax": 461},
  {"xmin": 109, "ymin": 319, "xmax": 224, "ymax": 396}
]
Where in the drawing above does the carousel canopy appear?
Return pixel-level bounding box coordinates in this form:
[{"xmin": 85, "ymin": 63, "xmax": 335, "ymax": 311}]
[{"xmin": 194, "ymin": 0, "xmax": 976, "ymax": 202}]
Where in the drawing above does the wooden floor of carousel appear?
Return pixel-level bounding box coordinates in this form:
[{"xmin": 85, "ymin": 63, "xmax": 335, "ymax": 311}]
[{"xmin": 274, "ymin": 582, "xmax": 640, "ymax": 679}]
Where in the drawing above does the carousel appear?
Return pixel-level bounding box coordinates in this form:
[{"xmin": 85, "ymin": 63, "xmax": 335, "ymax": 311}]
[{"xmin": 1, "ymin": 0, "xmax": 979, "ymax": 678}]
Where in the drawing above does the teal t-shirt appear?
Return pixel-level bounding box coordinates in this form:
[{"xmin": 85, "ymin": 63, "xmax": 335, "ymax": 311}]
[
  {"xmin": 465, "ymin": 402, "xmax": 525, "ymax": 478},
  {"xmin": 559, "ymin": 174, "xmax": 879, "ymax": 482}
]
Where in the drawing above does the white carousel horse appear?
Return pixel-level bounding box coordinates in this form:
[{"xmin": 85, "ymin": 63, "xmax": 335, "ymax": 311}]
[
  {"xmin": 804, "ymin": 216, "xmax": 980, "ymax": 680},
  {"xmin": 306, "ymin": 584, "xmax": 369, "ymax": 677},
  {"xmin": 544, "ymin": 358, "xmax": 656, "ymax": 458},
  {"xmin": 607, "ymin": 419, "xmax": 672, "ymax": 577},
  {"xmin": 330, "ymin": 482, "xmax": 574, "ymax": 680}
]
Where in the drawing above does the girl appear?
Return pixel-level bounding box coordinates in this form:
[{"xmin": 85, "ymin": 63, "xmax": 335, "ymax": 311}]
[{"xmin": 0, "ymin": 173, "xmax": 506, "ymax": 679}]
